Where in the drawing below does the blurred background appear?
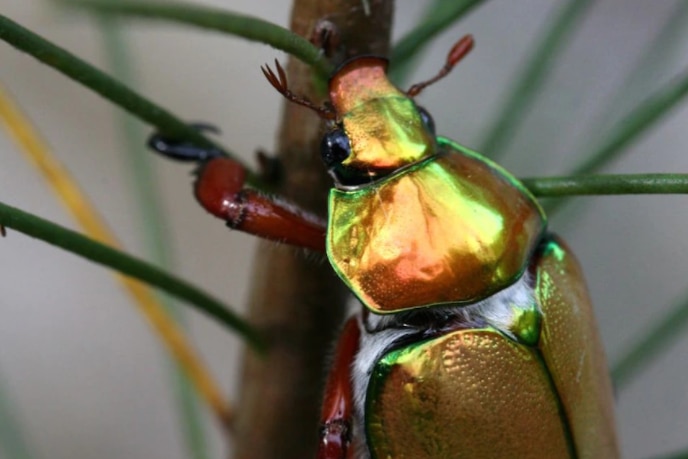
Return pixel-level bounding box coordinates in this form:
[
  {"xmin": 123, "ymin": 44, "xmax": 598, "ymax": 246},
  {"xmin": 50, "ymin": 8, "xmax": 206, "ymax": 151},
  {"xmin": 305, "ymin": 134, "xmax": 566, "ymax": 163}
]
[{"xmin": 1, "ymin": 1, "xmax": 687, "ymax": 458}]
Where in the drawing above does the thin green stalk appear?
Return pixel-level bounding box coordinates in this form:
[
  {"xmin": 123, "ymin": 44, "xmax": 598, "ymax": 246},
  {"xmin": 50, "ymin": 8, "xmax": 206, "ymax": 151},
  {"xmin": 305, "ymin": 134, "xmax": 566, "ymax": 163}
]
[
  {"xmin": 569, "ymin": 69, "xmax": 688, "ymax": 177},
  {"xmin": 0, "ymin": 201, "xmax": 264, "ymax": 351},
  {"xmin": 521, "ymin": 173, "xmax": 688, "ymax": 197},
  {"xmin": 612, "ymin": 290, "xmax": 688, "ymax": 389},
  {"xmin": 643, "ymin": 446, "xmax": 688, "ymax": 459},
  {"xmin": 0, "ymin": 372, "xmax": 35, "ymax": 459},
  {"xmin": 546, "ymin": 68, "xmax": 688, "ymax": 214},
  {"xmin": 479, "ymin": 0, "xmax": 593, "ymax": 160},
  {"xmin": 582, "ymin": 0, "xmax": 688, "ymax": 147},
  {"xmin": 56, "ymin": 0, "xmax": 332, "ymax": 76},
  {"xmin": 98, "ymin": 16, "xmax": 208, "ymax": 459},
  {"xmin": 389, "ymin": 0, "xmax": 486, "ymax": 81},
  {"xmin": 0, "ymin": 14, "xmax": 259, "ymax": 182}
]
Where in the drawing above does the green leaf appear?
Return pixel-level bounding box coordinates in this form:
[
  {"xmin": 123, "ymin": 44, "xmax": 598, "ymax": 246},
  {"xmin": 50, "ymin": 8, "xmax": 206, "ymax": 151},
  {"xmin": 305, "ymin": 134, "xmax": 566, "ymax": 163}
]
[
  {"xmin": 55, "ymin": 0, "xmax": 332, "ymax": 76},
  {"xmin": 389, "ymin": 0, "xmax": 486, "ymax": 81},
  {"xmin": 0, "ymin": 201, "xmax": 265, "ymax": 352},
  {"xmin": 97, "ymin": 15, "xmax": 209, "ymax": 459},
  {"xmin": 546, "ymin": 67, "xmax": 688, "ymax": 213},
  {"xmin": 642, "ymin": 445, "xmax": 688, "ymax": 459},
  {"xmin": 0, "ymin": 371, "xmax": 35, "ymax": 459},
  {"xmin": 570, "ymin": 77, "xmax": 688, "ymax": 177},
  {"xmin": 522, "ymin": 173, "xmax": 688, "ymax": 197},
  {"xmin": 479, "ymin": 0, "xmax": 594, "ymax": 160},
  {"xmin": 582, "ymin": 1, "xmax": 688, "ymax": 149},
  {"xmin": 0, "ymin": 14, "xmax": 260, "ymax": 182},
  {"xmin": 612, "ymin": 289, "xmax": 688, "ymax": 389}
]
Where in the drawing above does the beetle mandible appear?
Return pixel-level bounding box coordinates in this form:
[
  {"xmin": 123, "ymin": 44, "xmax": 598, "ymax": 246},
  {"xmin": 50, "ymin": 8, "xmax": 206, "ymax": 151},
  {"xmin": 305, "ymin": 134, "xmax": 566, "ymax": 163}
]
[{"xmin": 149, "ymin": 35, "xmax": 619, "ymax": 459}]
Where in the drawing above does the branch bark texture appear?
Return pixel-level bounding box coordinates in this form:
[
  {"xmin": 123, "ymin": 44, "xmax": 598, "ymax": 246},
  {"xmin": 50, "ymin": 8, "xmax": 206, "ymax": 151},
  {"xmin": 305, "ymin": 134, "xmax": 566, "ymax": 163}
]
[{"xmin": 233, "ymin": 2, "xmax": 393, "ymax": 458}]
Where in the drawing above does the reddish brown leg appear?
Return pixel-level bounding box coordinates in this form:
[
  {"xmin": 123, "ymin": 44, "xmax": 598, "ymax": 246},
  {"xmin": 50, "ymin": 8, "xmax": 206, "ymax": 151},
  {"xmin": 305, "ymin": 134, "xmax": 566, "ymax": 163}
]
[
  {"xmin": 317, "ymin": 317, "xmax": 361, "ymax": 459},
  {"xmin": 194, "ymin": 157, "xmax": 326, "ymax": 251},
  {"xmin": 148, "ymin": 127, "xmax": 326, "ymax": 251}
]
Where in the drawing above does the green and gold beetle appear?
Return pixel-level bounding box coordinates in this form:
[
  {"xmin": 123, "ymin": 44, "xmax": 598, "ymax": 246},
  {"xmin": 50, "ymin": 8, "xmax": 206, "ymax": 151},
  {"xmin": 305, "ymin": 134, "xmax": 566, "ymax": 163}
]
[{"xmin": 150, "ymin": 35, "xmax": 619, "ymax": 459}]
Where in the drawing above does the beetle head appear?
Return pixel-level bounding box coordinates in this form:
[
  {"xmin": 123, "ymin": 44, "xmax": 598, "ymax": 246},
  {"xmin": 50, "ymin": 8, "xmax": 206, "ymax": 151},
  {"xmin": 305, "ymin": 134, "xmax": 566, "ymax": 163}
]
[
  {"xmin": 323, "ymin": 57, "xmax": 436, "ymax": 188},
  {"xmin": 262, "ymin": 35, "xmax": 473, "ymax": 190}
]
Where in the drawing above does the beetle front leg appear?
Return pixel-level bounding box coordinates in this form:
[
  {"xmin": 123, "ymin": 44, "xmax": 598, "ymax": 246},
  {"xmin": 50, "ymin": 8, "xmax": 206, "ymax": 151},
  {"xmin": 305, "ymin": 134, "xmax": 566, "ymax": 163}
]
[
  {"xmin": 317, "ymin": 317, "xmax": 361, "ymax": 459},
  {"xmin": 148, "ymin": 130, "xmax": 327, "ymax": 251},
  {"xmin": 193, "ymin": 157, "xmax": 327, "ymax": 251}
]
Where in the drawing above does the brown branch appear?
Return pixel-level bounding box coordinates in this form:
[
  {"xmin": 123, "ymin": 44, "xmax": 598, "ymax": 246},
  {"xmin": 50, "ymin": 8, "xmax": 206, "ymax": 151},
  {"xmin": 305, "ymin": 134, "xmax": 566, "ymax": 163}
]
[{"xmin": 232, "ymin": 1, "xmax": 393, "ymax": 459}]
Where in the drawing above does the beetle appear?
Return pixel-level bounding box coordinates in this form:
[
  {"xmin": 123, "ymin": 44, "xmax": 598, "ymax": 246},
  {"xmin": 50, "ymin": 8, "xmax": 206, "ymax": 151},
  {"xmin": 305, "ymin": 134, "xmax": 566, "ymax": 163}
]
[{"xmin": 149, "ymin": 34, "xmax": 619, "ymax": 458}]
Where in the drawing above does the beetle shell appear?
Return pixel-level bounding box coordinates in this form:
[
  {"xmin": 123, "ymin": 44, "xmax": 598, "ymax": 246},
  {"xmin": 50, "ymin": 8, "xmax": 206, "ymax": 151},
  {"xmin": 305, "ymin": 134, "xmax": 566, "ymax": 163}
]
[
  {"xmin": 360, "ymin": 237, "xmax": 617, "ymax": 458},
  {"xmin": 327, "ymin": 140, "xmax": 546, "ymax": 313},
  {"xmin": 368, "ymin": 328, "xmax": 573, "ymax": 458}
]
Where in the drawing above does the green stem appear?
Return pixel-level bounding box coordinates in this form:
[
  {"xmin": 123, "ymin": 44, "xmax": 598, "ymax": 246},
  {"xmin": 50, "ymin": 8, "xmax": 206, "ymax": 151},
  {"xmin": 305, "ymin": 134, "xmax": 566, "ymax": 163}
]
[
  {"xmin": 97, "ymin": 16, "xmax": 209, "ymax": 459},
  {"xmin": 546, "ymin": 68, "xmax": 688, "ymax": 213},
  {"xmin": 612, "ymin": 291, "xmax": 688, "ymax": 389},
  {"xmin": 479, "ymin": 0, "xmax": 593, "ymax": 159},
  {"xmin": 0, "ymin": 201, "xmax": 264, "ymax": 352},
  {"xmin": 643, "ymin": 446, "xmax": 688, "ymax": 459},
  {"xmin": 568, "ymin": 71, "xmax": 688, "ymax": 178},
  {"xmin": 581, "ymin": 1, "xmax": 688, "ymax": 149},
  {"xmin": 522, "ymin": 173, "xmax": 688, "ymax": 197},
  {"xmin": 389, "ymin": 0, "xmax": 486, "ymax": 80},
  {"xmin": 0, "ymin": 14, "xmax": 258, "ymax": 182},
  {"xmin": 56, "ymin": 0, "xmax": 332, "ymax": 76},
  {"xmin": 0, "ymin": 372, "xmax": 35, "ymax": 459}
]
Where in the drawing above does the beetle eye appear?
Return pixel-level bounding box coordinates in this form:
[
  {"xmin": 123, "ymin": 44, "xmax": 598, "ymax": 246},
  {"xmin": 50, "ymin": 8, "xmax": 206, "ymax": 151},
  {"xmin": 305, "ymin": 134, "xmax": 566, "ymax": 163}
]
[
  {"xmin": 417, "ymin": 106, "xmax": 436, "ymax": 136},
  {"xmin": 320, "ymin": 128, "xmax": 374, "ymax": 187},
  {"xmin": 320, "ymin": 129, "xmax": 351, "ymax": 167}
]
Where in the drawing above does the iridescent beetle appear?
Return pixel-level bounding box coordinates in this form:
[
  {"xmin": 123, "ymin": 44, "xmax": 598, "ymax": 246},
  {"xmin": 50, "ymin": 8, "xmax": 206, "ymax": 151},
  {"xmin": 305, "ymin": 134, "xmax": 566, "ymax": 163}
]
[{"xmin": 149, "ymin": 36, "xmax": 619, "ymax": 459}]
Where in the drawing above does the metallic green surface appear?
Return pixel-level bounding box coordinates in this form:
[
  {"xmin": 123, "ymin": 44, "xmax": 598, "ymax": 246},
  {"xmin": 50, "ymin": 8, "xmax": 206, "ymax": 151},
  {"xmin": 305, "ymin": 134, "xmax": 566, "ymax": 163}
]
[
  {"xmin": 328, "ymin": 58, "xmax": 435, "ymax": 176},
  {"xmin": 339, "ymin": 96, "xmax": 434, "ymax": 173},
  {"xmin": 509, "ymin": 302, "xmax": 541, "ymax": 346},
  {"xmin": 362, "ymin": 237, "xmax": 621, "ymax": 457},
  {"xmin": 534, "ymin": 237, "xmax": 619, "ymax": 457},
  {"xmin": 365, "ymin": 327, "xmax": 573, "ymax": 459},
  {"xmin": 327, "ymin": 141, "xmax": 546, "ymax": 313},
  {"xmin": 438, "ymin": 137, "xmax": 544, "ymax": 206}
]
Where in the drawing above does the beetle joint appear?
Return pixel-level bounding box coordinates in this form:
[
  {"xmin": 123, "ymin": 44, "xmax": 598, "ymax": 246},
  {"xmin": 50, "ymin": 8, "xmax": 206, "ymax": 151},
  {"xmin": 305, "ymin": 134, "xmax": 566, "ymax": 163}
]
[{"xmin": 224, "ymin": 189, "xmax": 249, "ymax": 231}]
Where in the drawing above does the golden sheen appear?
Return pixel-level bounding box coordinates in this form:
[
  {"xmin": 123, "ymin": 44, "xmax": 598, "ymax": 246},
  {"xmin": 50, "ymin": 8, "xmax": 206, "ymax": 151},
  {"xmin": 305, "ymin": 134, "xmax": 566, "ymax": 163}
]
[
  {"xmin": 327, "ymin": 143, "xmax": 545, "ymax": 313},
  {"xmin": 365, "ymin": 239, "xmax": 620, "ymax": 458},
  {"xmin": 535, "ymin": 238, "xmax": 618, "ymax": 457},
  {"xmin": 340, "ymin": 97, "xmax": 433, "ymax": 172},
  {"xmin": 366, "ymin": 329, "xmax": 571, "ymax": 458},
  {"xmin": 329, "ymin": 57, "xmax": 434, "ymax": 173}
]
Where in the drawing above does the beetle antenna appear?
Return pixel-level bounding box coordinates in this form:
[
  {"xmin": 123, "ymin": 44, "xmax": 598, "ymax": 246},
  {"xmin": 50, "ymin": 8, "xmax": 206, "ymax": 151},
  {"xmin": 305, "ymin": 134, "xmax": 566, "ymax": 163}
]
[
  {"xmin": 261, "ymin": 60, "xmax": 336, "ymax": 120},
  {"xmin": 406, "ymin": 35, "xmax": 475, "ymax": 98}
]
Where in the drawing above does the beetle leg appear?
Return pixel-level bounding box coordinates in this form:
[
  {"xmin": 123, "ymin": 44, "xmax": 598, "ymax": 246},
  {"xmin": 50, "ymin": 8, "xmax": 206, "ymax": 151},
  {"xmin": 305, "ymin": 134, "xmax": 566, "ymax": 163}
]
[
  {"xmin": 194, "ymin": 157, "xmax": 326, "ymax": 251},
  {"xmin": 147, "ymin": 123, "xmax": 224, "ymax": 162},
  {"xmin": 148, "ymin": 128, "xmax": 326, "ymax": 251},
  {"xmin": 317, "ymin": 317, "xmax": 360, "ymax": 459}
]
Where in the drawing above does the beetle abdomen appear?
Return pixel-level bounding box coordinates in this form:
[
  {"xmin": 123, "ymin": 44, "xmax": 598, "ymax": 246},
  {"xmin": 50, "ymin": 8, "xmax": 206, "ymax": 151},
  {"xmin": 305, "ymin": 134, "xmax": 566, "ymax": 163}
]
[
  {"xmin": 533, "ymin": 237, "xmax": 619, "ymax": 458},
  {"xmin": 365, "ymin": 327, "xmax": 573, "ymax": 459}
]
